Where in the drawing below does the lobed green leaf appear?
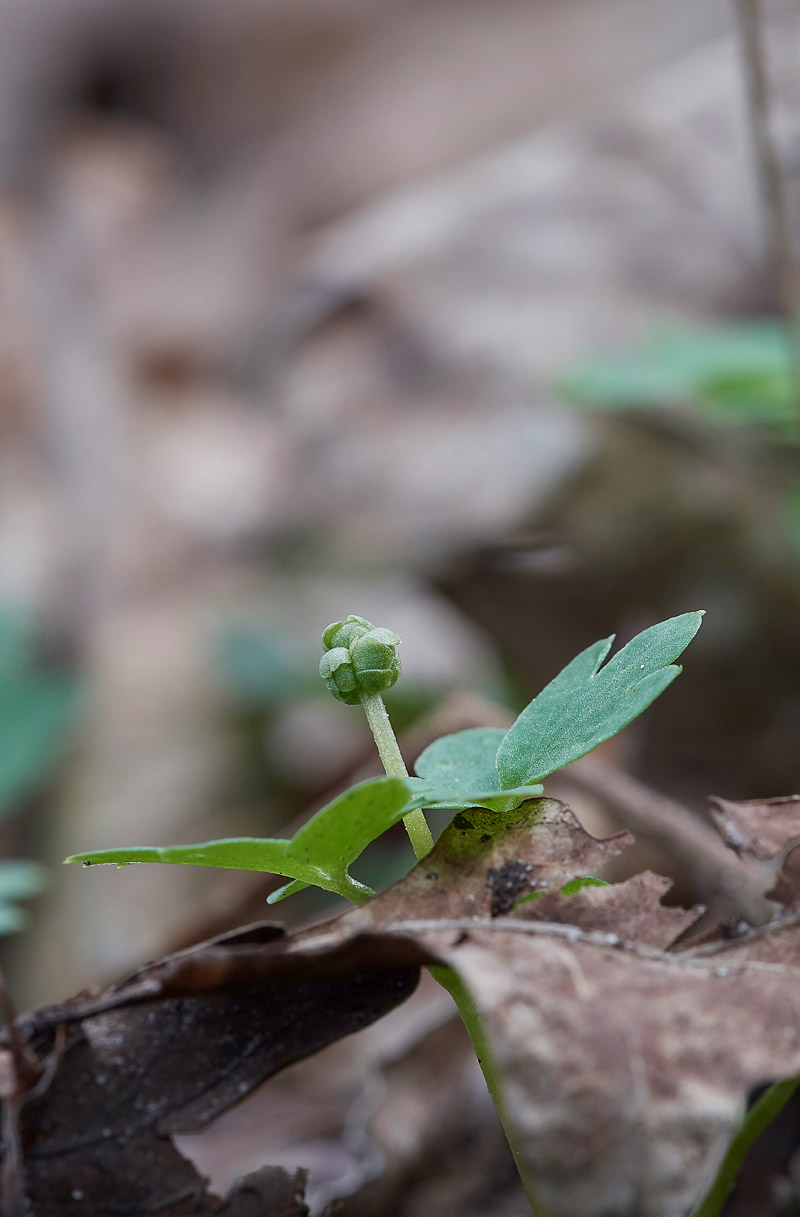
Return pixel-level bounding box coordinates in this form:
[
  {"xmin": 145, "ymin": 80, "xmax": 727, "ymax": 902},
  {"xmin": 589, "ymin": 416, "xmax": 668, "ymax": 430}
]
[
  {"xmin": 415, "ymin": 728, "xmax": 505, "ymax": 792},
  {"xmin": 496, "ymin": 611, "xmax": 703, "ymax": 789},
  {"xmin": 411, "ymin": 727, "xmax": 543, "ymax": 812},
  {"xmin": 67, "ymin": 777, "xmax": 415, "ymax": 905}
]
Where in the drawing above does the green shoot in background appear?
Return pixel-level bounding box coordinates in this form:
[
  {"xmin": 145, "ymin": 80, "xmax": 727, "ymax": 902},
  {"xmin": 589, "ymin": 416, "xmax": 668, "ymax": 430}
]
[
  {"xmin": 559, "ymin": 320, "xmax": 800, "ymax": 555},
  {"xmin": 0, "ymin": 611, "xmax": 78, "ymax": 934}
]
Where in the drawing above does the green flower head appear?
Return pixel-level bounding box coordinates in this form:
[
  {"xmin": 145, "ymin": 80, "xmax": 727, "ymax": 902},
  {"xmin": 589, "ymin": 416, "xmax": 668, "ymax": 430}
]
[{"xmin": 319, "ymin": 615, "xmax": 402, "ymax": 704}]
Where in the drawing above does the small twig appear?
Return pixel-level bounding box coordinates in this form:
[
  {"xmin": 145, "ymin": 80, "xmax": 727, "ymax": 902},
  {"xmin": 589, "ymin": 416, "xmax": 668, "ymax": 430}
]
[
  {"xmin": 564, "ymin": 759, "xmax": 776, "ymax": 926},
  {"xmin": 734, "ymin": 0, "xmax": 800, "ymax": 417},
  {"xmin": 681, "ymin": 909, "xmax": 800, "ymax": 963},
  {"xmin": 0, "ymin": 967, "xmax": 39, "ymax": 1089},
  {"xmin": 0, "ymin": 965, "xmax": 59, "ymax": 1217}
]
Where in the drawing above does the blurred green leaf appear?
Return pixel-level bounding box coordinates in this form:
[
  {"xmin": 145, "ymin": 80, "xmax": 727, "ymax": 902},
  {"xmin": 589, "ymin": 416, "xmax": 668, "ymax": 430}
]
[
  {"xmin": 0, "ymin": 859, "xmax": 46, "ymax": 901},
  {"xmin": 0, "ymin": 674, "xmax": 78, "ymax": 819},
  {"xmin": 0, "ymin": 859, "xmax": 47, "ymax": 937},
  {"xmin": 497, "ymin": 611, "xmax": 704, "ymax": 788},
  {"xmin": 0, "ymin": 905, "xmax": 25, "ymax": 935},
  {"xmin": 0, "ymin": 610, "xmax": 79, "ymax": 820},
  {"xmin": 560, "ymin": 322, "xmax": 797, "ymax": 431},
  {"xmin": 215, "ymin": 625, "xmax": 310, "ymax": 707},
  {"xmin": 67, "ymin": 776, "xmax": 419, "ymax": 904},
  {"xmin": 0, "ymin": 613, "xmax": 35, "ymax": 677}
]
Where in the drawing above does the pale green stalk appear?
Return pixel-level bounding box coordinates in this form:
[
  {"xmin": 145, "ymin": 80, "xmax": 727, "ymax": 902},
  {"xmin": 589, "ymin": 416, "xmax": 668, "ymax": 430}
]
[
  {"xmin": 430, "ymin": 965, "xmax": 546, "ymax": 1216},
  {"xmin": 691, "ymin": 1077, "xmax": 800, "ymax": 1217},
  {"xmin": 361, "ymin": 692, "xmax": 541, "ymax": 1210},
  {"xmin": 359, "ymin": 690, "xmax": 433, "ymax": 860}
]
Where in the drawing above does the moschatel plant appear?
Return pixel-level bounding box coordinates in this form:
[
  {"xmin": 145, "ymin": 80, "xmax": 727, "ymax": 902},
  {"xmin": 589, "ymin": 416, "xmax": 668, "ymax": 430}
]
[
  {"xmin": 68, "ymin": 610, "xmax": 704, "ymax": 902},
  {"xmin": 67, "ymin": 610, "xmax": 711, "ymax": 1214}
]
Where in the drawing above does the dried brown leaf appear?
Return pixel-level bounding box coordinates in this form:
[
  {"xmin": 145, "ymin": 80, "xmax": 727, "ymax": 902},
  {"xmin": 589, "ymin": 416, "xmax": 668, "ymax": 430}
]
[
  {"xmin": 411, "ymin": 919, "xmax": 800, "ymax": 1217},
  {"xmin": 523, "ymin": 869, "xmax": 700, "ymax": 949},
  {"xmin": 710, "ymin": 795, "xmax": 800, "ymax": 860},
  {"xmin": 708, "ymin": 795, "xmax": 800, "ymax": 911},
  {"xmin": 351, "ymin": 799, "xmax": 632, "ymax": 925},
  {"xmin": 1, "ymin": 928, "xmax": 419, "ymax": 1216},
  {"xmin": 338, "ymin": 798, "xmax": 701, "ymax": 953},
  {"xmin": 7, "ymin": 792, "xmax": 800, "ymax": 1217}
]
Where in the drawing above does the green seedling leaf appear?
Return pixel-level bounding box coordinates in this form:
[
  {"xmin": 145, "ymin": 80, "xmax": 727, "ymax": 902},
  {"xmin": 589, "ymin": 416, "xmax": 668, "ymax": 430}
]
[
  {"xmin": 496, "ymin": 611, "xmax": 703, "ymax": 789},
  {"xmin": 560, "ymin": 322, "xmax": 798, "ymax": 435},
  {"xmin": 0, "ymin": 675, "xmax": 78, "ymax": 819},
  {"xmin": 0, "ymin": 905, "xmax": 25, "ymax": 935},
  {"xmin": 562, "ymin": 323, "xmax": 789, "ymax": 405},
  {"xmin": 0, "ymin": 608, "xmax": 80, "ymax": 820},
  {"xmin": 0, "ymin": 859, "xmax": 46, "ymax": 902},
  {"xmin": 559, "ymin": 875, "xmax": 610, "ymax": 896},
  {"xmin": 415, "ymin": 727, "xmax": 506, "ymax": 791},
  {"xmin": 215, "ymin": 625, "xmax": 310, "ymax": 707},
  {"xmin": 691, "ymin": 1077, "xmax": 800, "ymax": 1217},
  {"xmin": 0, "ymin": 858, "xmax": 47, "ymax": 937},
  {"xmin": 406, "ymin": 778, "xmax": 544, "ymax": 814},
  {"xmin": 414, "ymin": 725, "xmax": 501, "ymax": 793},
  {"xmin": 514, "ymin": 874, "xmax": 609, "ymax": 908},
  {"xmin": 411, "ymin": 727, "xmax": 542, "ymax": 812},
  {"xmin": 66, "ymin": 777, "xmax": 416, "ymax": 905}
]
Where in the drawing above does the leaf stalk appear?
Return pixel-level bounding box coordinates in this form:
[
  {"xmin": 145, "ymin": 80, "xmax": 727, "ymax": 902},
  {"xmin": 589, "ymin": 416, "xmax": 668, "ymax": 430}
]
[
  {"xmin": 359, "ymin": 691, "xmax": 433, "ymax": 860},
  {"xmin": 691, "ymin": 1076, "xmax": 799, "ymax": 1217},
  {"xmin": 430, "ymin": 964, "xmax": 547, "ymax": 1217}
]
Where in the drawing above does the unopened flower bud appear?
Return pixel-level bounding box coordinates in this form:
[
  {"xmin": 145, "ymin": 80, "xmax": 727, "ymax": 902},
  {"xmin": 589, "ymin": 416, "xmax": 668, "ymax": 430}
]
[{"xmin": 319, "ymin": 616, "xmax": 402, "ymax": 704}]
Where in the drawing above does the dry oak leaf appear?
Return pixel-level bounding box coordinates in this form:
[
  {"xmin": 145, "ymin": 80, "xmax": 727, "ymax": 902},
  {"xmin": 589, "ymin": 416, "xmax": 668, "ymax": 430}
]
[
  {"xmin": 5, "ymin": 795, "xmax": 800, "ymax": 1217},
  {"xmin": 710, "ymin": 795, "xmax": 800, "ymax": 908},
  {"xmin": 337, "ymin": 798, "xmax": 702, "ymax": 951},
  {"xmin": 296, "ymin": 793, "xmax": 800, "ymax": 1216},
  {"xmin": 0, "ymin": 922, "xmax": 419, "ymax": 1217},
  {"xmin": 403, "ymin": 917, "xmax": 800, "ymax": 1217}
]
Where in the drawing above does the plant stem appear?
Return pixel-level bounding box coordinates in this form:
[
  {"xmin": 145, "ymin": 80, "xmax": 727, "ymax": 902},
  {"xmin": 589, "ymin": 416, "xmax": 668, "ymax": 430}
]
[
  {"xmin": 734, "ymin": 0, "xmax": 800, "ymax": 421},
  {"xmin": 359, "ymin": 690, "xmax": 434, "ymax": 860},
  {"xmin": 690, "ymin": 1076, "xmax": 800, "ymax": 1217},
  {"xmin": 430, "ymin": 964, "xmax": 546, "ymax": 1217}
]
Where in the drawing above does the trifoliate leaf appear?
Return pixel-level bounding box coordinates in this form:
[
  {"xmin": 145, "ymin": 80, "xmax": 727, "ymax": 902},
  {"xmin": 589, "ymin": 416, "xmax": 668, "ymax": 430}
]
[
  {"xmin": 496, "ymin": 611, "xmax": 704, "ymax": 788},
  {"xmin": 66, "ymin": 777, "xmax": 415, "ymax": 905}
]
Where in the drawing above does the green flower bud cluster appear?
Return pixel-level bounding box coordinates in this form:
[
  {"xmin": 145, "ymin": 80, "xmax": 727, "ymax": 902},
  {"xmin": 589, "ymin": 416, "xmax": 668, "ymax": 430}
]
[{"xmin": 319, "ymin": 615, "xmax": 402, "ymax": 705}]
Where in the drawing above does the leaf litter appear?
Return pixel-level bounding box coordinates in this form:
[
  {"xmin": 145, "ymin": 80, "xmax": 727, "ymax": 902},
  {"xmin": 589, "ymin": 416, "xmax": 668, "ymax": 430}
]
[{"xmin": 6, "ymin": 790, "xmax": 800, "ymax": 1215}]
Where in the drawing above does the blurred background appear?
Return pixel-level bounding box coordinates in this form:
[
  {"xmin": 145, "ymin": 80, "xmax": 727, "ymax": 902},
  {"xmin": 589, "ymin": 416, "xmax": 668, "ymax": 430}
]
[{"xmin": 2, "ymin": 0, "xmax": 800, "ymax": 1209}]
